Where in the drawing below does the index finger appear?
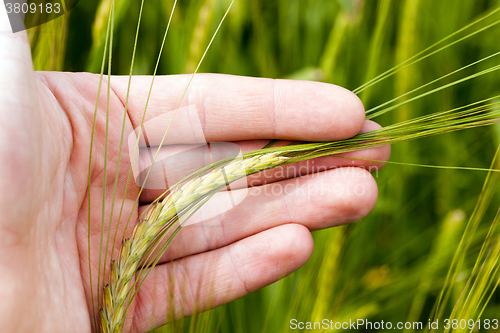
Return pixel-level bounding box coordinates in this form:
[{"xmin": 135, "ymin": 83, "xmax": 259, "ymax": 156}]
[{"xmin": 110, "ymin": 74, "xmax": 365, "ymax": 143}]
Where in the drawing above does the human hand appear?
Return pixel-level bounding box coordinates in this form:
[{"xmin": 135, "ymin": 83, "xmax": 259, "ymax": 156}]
[{"xmin": 0, "ymin": 28, "xmax": 389, "ymax": 333}]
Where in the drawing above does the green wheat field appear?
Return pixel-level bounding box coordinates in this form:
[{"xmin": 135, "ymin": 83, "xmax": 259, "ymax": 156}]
[{"xmin": 29, "ymin": 0, "xmax": 500, "ymax": 332}]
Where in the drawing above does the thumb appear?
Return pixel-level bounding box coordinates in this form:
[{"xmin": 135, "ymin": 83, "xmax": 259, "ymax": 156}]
[{"xmin": 0, "ymin": 3, "xmax": 46, "ymax": 246}]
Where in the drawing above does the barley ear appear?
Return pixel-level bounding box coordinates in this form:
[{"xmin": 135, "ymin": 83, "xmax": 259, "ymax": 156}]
[{"xmin": 99, "ymin": 152, "xmax": 288, "ymax": 332}]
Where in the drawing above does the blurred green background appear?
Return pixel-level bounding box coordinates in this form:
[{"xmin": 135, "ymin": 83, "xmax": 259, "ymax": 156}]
[{"xmin": 29, "ymin": 0, "xmax": 500, "ymax": 331}]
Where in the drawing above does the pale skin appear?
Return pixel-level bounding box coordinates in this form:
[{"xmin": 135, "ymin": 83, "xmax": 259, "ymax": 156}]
[{"xmin": 0, "ymin": 26, "xmax": 390, "ymax": 333}]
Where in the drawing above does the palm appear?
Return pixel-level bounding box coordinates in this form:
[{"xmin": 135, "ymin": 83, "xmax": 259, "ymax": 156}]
[
  {"xmin": 0, "ymin": 31, "xmax": 389, "ymax": 333},
  {"xmin": 37, "ymin": 72, "xmax": 141, "ymax": 332}
]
